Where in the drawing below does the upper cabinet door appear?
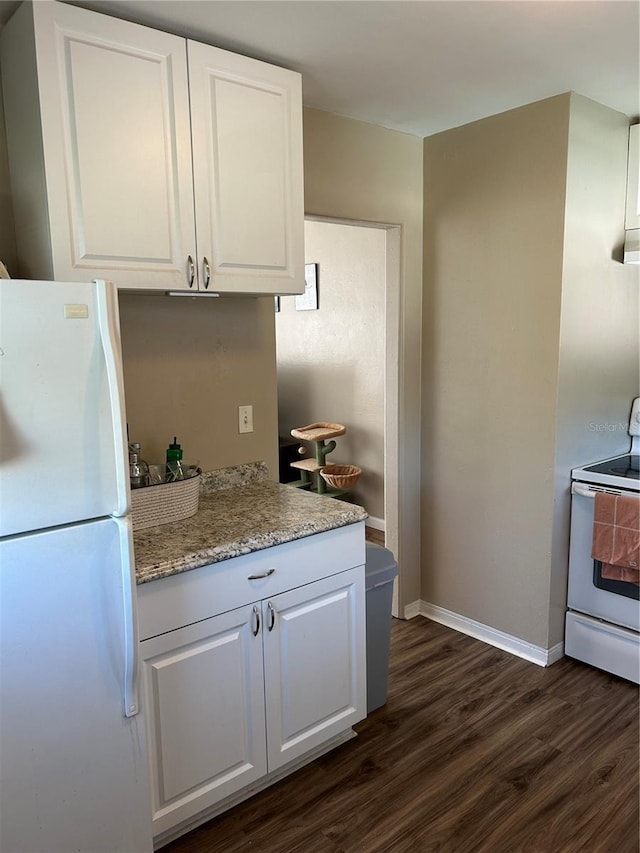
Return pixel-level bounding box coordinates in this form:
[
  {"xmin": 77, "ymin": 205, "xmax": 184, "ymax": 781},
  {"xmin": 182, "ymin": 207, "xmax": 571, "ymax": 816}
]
[
  {"xmin": 40, "ymin": 3, "xmax": 195, "ymax": 288},
  {"xmin": 188, "ymin": 41, "xmax": 305, "ymax": 295},
  {"xmin": 32, "ymin": 2, "xmax": 196, "ymax": 290}
]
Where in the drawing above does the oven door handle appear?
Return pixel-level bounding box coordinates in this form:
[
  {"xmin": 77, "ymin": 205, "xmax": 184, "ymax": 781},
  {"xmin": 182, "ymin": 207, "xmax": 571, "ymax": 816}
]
[{"xmin": 572, "ymin": 483, "xmax": 597, "ymax": 499}]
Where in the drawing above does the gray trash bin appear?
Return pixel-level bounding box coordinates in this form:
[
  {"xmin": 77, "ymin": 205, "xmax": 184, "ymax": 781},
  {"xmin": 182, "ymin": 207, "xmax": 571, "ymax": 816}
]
[{"xmin": 365, "ymin": 542, "xmax": 398, "ymax": 713}]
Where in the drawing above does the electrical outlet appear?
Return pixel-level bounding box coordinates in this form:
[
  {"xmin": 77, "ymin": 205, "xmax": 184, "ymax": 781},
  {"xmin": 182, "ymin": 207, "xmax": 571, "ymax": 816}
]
[{"xmin": 238, "ymin": 405, "xmax": 254, "ymax": 434}]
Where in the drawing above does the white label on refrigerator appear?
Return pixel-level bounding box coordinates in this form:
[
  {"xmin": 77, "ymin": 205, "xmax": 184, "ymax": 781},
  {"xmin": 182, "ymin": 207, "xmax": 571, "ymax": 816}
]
[{"xmin": 64, "ymin": 303, "xmax": 89, "ymax": 319}]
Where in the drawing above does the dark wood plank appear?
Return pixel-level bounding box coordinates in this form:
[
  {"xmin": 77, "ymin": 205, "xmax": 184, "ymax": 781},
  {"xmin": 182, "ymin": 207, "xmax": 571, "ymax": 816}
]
[
  {"xmin": 162, "ymin": 617, "xmax": 639, "ymax": 853},
  {"xmin": 365, "ymin": 527, "xmax": 385, "ymax": 546}
]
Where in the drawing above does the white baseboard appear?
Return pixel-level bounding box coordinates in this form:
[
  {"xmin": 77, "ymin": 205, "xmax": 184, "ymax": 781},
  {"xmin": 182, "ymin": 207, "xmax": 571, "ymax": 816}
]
[
  {"xmin": 546, "ymin": 639, "xmax": 565, "ymax": 665},
  {"xmin": 403, "ymin": 600, "xmax": 422, "ymax": 620},
  {"xmin": 403, "ymin": 600, "xmax": 564, "ymax": 668},
  {"xmin": 365, "ymin": 515, "xmax": 385, "ymax": 532}
]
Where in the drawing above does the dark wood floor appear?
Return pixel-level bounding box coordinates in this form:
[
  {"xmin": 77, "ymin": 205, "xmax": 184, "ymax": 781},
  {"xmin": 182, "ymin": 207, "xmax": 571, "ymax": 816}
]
[
  {"xmin": 365, "ymin": 526, "xmax": 385, "ymax": 547},
  {"xmin": 163, "ymin": 617, "xmax": 639, "ymax": 853}
]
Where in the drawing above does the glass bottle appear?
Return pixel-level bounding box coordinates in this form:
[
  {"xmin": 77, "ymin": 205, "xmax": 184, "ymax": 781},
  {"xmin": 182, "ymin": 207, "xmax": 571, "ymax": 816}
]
[
  {"xmin": 166, "ymin": 437, "xmax": 184, "ymax": 481},
  {"xmin": 129, "ymin": 442, "xmax": 150, "ymax": 489}
]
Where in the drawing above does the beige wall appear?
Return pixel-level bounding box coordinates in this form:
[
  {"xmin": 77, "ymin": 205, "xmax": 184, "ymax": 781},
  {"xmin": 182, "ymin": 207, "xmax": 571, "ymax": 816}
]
[
  {"xmin": 549, "ymin": 94, "xmax": 640, "ymax": 646},
  {"xmin": 422, "ymin": 96, "xmax": 570, "ymax": 648},
  {"xmin": 276, "ymin": 220, "xmax": 386, "ymax": 519},
  {"xmin": 118, "ymin": 292, "xmax": 279, "ymax": 478},
  {"xmin": 303, "ymin": 107, "xmax": 424, "ymax": 607},
  {"xmin": 422, "ymin": 93, "xmax": 639, "ymax": 651}
]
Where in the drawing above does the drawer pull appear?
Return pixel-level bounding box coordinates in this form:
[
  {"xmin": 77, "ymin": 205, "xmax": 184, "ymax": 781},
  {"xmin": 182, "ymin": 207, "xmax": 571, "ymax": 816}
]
[
  {"xmin": 248, "ymin": 568, "xmax": 276, "ymax": 580},
  {"xmin": 267, "ymin": 601, "xmax": 276, "ymax": 632},
  {"xmin": 251, "ymin": 605, "xmax": 260, "ymax": 637}
]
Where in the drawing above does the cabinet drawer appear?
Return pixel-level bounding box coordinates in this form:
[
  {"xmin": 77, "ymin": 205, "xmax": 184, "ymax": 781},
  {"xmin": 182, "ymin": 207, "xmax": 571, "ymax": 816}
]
[{"xmin": 137, "ymin": 521, "xmax": 365, "ymax": 640}]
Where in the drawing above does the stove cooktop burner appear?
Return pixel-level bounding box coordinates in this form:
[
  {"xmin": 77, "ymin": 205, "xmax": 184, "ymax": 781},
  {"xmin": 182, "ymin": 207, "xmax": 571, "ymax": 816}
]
[{"xmin": 582, "ymin": 454, "xmax": 640, "ymax": 482}]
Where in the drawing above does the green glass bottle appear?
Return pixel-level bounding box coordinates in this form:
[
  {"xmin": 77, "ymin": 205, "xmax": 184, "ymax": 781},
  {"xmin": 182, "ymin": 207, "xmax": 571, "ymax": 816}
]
[{"xmin": 166, "ymin": 436, "xmax": 184, "ymax": 480}]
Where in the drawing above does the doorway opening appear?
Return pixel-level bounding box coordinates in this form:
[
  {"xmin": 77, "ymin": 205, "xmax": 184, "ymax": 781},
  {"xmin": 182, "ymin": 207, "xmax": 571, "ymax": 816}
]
[{"xmin": 275, "ymin": 216, "xmax": 401, "ymax": 612}]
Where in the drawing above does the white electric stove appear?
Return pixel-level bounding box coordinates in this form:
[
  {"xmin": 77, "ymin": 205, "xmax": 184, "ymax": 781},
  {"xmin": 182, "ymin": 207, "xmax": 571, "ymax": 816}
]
[{"xmin": 566, "ymin": 398, "xmax": 640, "ymax": 683}]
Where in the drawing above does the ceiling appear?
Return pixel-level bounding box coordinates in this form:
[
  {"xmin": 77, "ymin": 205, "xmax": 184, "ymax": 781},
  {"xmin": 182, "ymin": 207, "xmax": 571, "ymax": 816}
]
[{"xmin": 0, "ymin": 0, "xmax": 638, "ymax": 137}]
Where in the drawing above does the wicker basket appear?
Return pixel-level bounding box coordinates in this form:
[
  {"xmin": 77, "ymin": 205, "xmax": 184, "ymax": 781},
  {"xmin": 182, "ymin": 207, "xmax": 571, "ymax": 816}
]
[
  {"xmin": 131, "ymin": 472, "xmax": 200, "ymax": 531},
  {"xmin": 319, "ymin": 464, "xmax": 362, "ymax": 490}
]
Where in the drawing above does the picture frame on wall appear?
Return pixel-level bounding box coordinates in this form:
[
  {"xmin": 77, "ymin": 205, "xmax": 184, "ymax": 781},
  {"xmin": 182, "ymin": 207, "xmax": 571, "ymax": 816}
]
[{"xmin": 295, "ymin": 263, "xmax": 319, "ymax": 311}]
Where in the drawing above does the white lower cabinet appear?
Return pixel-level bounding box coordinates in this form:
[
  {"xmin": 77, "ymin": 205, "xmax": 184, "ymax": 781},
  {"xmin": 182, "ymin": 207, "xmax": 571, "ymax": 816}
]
[
  {"xmin": 263, "ymin": 571, "xmax": 365, "ymax": 772},
  {"xmin": 139, "ymin": 540, "xmax": 366, "ymax": 841},
  {"xmin": 140, "ymin": 604, "xmax": 267, "ymax": 834}
]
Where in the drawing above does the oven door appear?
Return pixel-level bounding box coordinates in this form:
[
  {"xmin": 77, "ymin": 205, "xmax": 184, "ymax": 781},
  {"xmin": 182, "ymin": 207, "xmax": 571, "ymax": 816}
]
[{"xmin": 568, "ymin": 482, "xmax": 639, "ymax": 632}]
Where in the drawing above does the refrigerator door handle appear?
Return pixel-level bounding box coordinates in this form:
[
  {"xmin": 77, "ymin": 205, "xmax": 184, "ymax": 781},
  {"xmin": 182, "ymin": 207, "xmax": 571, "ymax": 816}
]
[
  {"xmin": 114, "ymin": 515, "xmax": 140, "ymax": 718},
  {"xmin": 95, "ymin": 279, "xmax": 130, "ymax": 517}
]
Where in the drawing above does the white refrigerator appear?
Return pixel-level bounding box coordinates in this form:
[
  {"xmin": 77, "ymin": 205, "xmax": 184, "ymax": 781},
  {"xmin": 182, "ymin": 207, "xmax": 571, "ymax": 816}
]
[{"xmin": 0, "ymin": 279, "xmax": 153, "ymax": 852}]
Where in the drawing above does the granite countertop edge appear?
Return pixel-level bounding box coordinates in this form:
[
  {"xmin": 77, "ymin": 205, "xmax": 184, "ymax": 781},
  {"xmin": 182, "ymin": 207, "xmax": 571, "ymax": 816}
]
[{"xmin": 134, "ymin": 462, "xmax": 368, "ymax": 585}]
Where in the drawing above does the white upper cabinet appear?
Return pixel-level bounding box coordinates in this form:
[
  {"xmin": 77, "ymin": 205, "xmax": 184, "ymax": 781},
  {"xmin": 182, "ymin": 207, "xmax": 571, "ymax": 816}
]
[
  {"xmin": 0, "ymin": 1, "xmax": 305, "ymax": 294},
  {"xmin": 1, "ymin": 2, "xmax": 196, "ymax": 290},
  {"xmin": 188, "ymin": 41, "xmax": 304, "ymax": 294}
]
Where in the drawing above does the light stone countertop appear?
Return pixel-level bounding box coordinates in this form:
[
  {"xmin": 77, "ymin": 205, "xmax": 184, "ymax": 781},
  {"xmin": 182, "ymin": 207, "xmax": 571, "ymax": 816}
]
[{"xmin": 133, "ymin": 462, "xmax": 368, "ymax": 585}]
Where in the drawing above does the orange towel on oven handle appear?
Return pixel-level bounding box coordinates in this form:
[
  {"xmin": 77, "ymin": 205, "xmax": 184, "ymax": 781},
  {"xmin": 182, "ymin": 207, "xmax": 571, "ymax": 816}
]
[
  {"xmin": 600, "ymin": 563, "xmax": 640, "ymax": 585},
  {"xmin": 591, "ymin": 491, "xmax": 640, "ymax": 573}
]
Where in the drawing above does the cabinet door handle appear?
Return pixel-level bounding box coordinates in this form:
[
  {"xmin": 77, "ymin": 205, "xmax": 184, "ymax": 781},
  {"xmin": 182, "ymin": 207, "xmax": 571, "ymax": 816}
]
[
  {"xmin": 187, "ymin": 255, "xmax": 195, "ymax": 288},
  {"xmin": 267, "ymin": 601, "xmax": 276, "ymax": 632},
  {"xmin": 248, "ymin": 568, "xmax": 276, "ymax": 580},
  {"xmin": 203, "ymin": 256, "xmax": 211, "ymax": 290},
  {"xmin": 251, "ymin": 604, "xmax": 260, "ymax": 637}
]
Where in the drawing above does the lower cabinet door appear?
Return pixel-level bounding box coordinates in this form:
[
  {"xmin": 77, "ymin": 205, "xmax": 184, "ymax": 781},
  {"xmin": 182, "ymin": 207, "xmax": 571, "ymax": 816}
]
[
  {"xmin": 140, "ymin": 604, "xmax": 267, "ymax": 836},
  {"xmin": 262, "ymin": 567, "xmax": 366, "ymax": 772}
]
